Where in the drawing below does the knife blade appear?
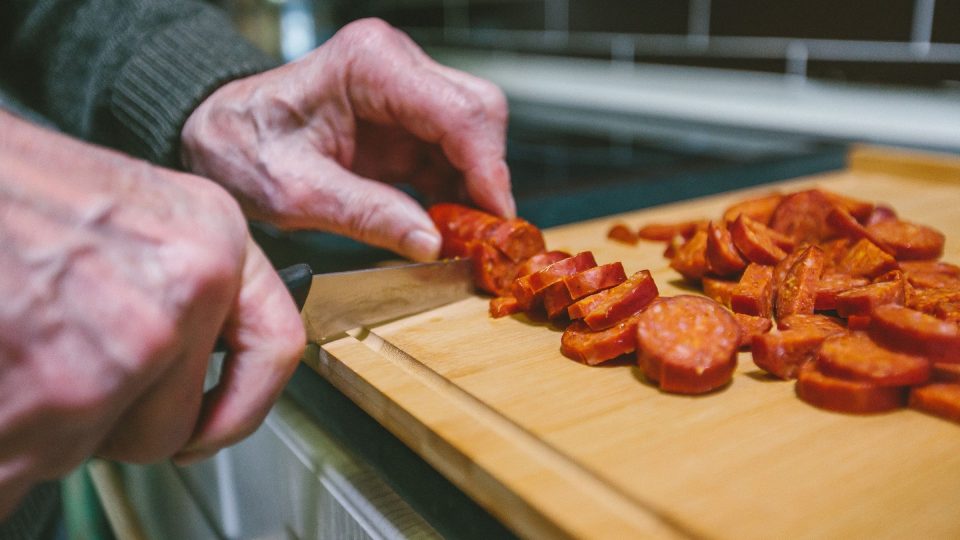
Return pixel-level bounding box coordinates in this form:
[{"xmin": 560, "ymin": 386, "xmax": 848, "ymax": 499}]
[{"xmin": 282, "ymin": 258, "xmax": 474, "ymax": 343}]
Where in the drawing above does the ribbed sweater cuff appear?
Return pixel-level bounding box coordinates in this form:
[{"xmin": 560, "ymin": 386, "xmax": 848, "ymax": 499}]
[{"xmin": 111, "ymin": 9, "xmax": 278, "ymax": 168}]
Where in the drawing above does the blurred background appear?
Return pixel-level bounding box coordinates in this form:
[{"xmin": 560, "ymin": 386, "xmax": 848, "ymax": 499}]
[{"xmin": 217, "ymin": 0, "xmax": 960, "ymax": 229}]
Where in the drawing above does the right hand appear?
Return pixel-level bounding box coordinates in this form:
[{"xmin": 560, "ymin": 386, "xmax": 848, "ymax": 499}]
[{"xmin": 0, "ymin": 112, "xmax": 305, "ymax": 518}]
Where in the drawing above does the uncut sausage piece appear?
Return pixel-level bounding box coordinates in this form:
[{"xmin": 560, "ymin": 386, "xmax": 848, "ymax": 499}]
[
  {"xmin": 428, "ymin": 203, "xmax": 546, "ymax": 263},
  {"xmin": 635, "ymin": 295, "xmax": 740, "ymax": 394},
  {"xmin": 796, "ymin": 364, "xmax": 908, "ymax": 414},
  {"xmin": 817, "ymin": 332, "xmax": 931, "ymax": 387}
]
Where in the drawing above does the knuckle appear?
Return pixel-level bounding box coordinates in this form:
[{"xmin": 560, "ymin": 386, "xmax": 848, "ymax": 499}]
[
  {"xmin": 484, "ymin": 83, "xmax": 509, "ymax": 121},
  {"xmin": 446, "ymin": 86, "xmax": 486, "ymax": 125},
  {"xmin": 338, "ymin": 18, "xmax": 397, "ymax": 52}
]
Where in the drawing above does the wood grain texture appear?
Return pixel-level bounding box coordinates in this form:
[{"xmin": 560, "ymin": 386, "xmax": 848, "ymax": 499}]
[{"xmin": 308, "ymin": 147, "xmax": 960, "ymax": 539}]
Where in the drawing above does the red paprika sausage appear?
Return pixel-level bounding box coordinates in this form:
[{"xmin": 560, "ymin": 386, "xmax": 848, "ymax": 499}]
[{"xmin": 636, "ymin": 295, "xmax": 739, "ymax": 394}]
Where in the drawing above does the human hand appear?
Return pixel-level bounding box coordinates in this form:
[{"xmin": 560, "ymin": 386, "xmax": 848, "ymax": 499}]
[
  {"xmin": 181, "ymin": 18, "xmax": 515, "ymax": 262},
  {"xmin": 0, "ymin": 112, "xmax": 305, "ymax": 517}
]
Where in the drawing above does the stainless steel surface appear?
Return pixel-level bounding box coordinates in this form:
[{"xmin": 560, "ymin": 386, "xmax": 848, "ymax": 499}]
[{"xmin": 301, "ymin": 258, "xmax": 474, "ymax": 343}]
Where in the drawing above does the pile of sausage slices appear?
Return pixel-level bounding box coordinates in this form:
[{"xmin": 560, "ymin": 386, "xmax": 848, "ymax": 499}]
[{"xmin": 428, "ymin": 189, "xmax": 960, "ymax": 424}]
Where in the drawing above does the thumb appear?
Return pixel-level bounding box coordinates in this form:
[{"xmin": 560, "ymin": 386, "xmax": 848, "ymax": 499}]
[{"xmin": 273, "ymin": 154, "xmax": 442, "ymax": 262}]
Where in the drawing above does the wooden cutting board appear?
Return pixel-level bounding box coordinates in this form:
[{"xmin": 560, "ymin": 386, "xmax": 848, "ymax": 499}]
[{"xmin": 304, "ymin": 147, "xmax": 960, "ymax": 539}]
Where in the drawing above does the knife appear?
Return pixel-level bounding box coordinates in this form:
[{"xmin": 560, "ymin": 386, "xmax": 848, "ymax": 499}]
[{"xmin": 276, "ymin": 258, "xmax": 474, "ymax": 343}]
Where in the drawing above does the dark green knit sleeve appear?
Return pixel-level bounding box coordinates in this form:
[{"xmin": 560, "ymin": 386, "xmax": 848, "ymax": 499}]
[{"xmin": 0, "ymin": 0, "xmax": 279, "ymax": 168}]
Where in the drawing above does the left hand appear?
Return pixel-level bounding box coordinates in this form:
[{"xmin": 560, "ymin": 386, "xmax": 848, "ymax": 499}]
[{"xmin": 181, "ymin": 18, "xmax": 515, "ymax": 262}]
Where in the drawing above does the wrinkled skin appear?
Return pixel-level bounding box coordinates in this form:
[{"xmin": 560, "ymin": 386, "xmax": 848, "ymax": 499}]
[
  {"xmin": 182, "ymin": 18, "xmax": 515, "ymax": 262},
  {"xmin": 0, "ymin": 111, "xmax": 305, "ymax": 517}
]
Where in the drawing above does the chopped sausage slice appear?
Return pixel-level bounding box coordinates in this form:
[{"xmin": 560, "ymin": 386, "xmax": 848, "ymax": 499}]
[
  {"xmin": 579, "ymin": 270, "xmax": 660, "ymax": 330},
  {"xmin": 835, "ymin": 278, "xmax": 905, "ymax": 317},
  {"xmin": 777, "ymin": 313, "xmax": 845, "ymax": 333},
  {"xmin": 863, "ymin": 204, "xmax": 897, "ymax": 227},
  {"xmin": 817, "ymin": 332, "xmax": 931, "ymax": 387},
  {"xmin": 514, "ymin": 251, "xmax": 598, "ymax": 310},
  {"xmin": 545, "ymin": 263, "xmax": 628, "ymax": 319},
  {"xmin": 702, "ymin": 277, "xmax": 738, "ymax": 309},
  {"xmin": 815, "ymin": 273, "xmax": 870, "ymax": 311},
  {"xmin": 909, "ymin": 384, "xmax": 960, "ymax": 424},
  {"xmin": 822, "ymin": 191, "xmax": 875, "ymax": 223},
  {"xmin": 489, "ymin": 296, "xmax": 522, "ymax": 318},
  {"xmin": 516, "ymin": 250, "xmax": 573, "ymax": 278},
  {"xmin": 560, "ymin": 315, "xmax": 642, "ymax": 365},
  {"xmin": 819, "ymin": 238, "xmax": 852, "ymax": 273},
  {"xmin": 469, "ymin": 241, "xmax": 518, "ymax": 296},
  {"xmin": 731, "ymin": 263, "xmax": 775, "ymax": 318},
  {"xmin": 846, "ymin": 315, "xmax": 872, "ymax": 331},
  {"xmin": 900, "ymin": 260, "xmax": 960, "ymax": 290},
  {"xmin": 542, "ymin": 281, "xmax": 575, "ymax": 320},
  {"xmin": 752, "ymin": 327, "xmax": 845, "ymax": 379},
  {"xmin": 722, "ymin": 192, "xmax": 783, "ymax": 225},
  {"xmin": 705, "ymin": 221, "xmax": 747, "ymax": 276},
  {"xmin": 932, "ymin": 363, "xmax": 960, "ymax": 383},
  {"xmin": 836, "ymin": 238, "xmax": 900, "ymax": 279},
  {"xmin": 775, "ymin": 245, "xmax": 825, "ymax": 320},
  {"xmin": 637, "ymin": 220, "xmax": 707, "ymax": 242},
  {"xmin": 773, "ymin": 244, "xmax": 810, "ymax": 290},
  {"xmin": 869, "ymin": 305, "xmax": 960, "ymax": 363},
  {"xmin": 934, "ymin": 302, "xmax": 960, "ymax": 324},
  {"xmin": 907, "ymin": 287, "xmax": 960, "ymax": 315},
  {"xmin": 769, "ymin": 189, "xmax": 837, "ymax": 243},
  {"xmin": 564, "ymin": 262, "xmax": 628, "ymax": 300},
  {"xmin": 733, "ymin": 313, "xmax": 773, "ymax": 349},
  {"xmin": 730, "ymin": 214, "xmax": 788, "ymax": 265},
  {"xmin": 607, "ymin": 223, "xmax": 639, "ymax": 245},
  {"xmin": 487, "ymin": 218, "xmax": 547, "ymax": 262},
  {"xmin": 796, "ymin": 364, "xmax": 907, "ymax": 414},
  {"xmin": 825, "ymin": 207, "xmax": 893, "ymax": 254},
  {"xmin": 866, "ymin": 219, "xmax": 945, "ymax": 261},
  {"xmin": 636, "ymin": 295, "xmax": 740, "ymax": 394},
  {"xmin": 669, "ymin": 230, "xmax": 710, "ymax": 282}
]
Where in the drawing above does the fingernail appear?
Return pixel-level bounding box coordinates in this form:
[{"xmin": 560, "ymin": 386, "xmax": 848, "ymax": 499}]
[
  {"xmin": 500, "ymin": 190, "xmax": 517, "ymax": 219},
  {"xmin": 401, "ymin": 230, "xmax": 441, "ymax": 262}
]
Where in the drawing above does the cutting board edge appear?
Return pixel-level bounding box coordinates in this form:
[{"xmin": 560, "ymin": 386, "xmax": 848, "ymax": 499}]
[{"xmin": 306, "ymin": 339, "xmax": 696, "ymax": 540}]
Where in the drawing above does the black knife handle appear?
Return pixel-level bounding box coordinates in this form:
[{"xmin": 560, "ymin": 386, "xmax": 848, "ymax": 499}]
[
  {"xmin": 277, "ymin": 262, "xmax": 313, "ymax": 311},
  {"xmin": 213, "ymin": 263, "xmax": 313, "ymax": 353}
]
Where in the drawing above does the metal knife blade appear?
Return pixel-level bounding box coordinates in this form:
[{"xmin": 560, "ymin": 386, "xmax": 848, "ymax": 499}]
[{"xmin": 299, "ymin": 258, "xmax": 474, "ymax": 343}]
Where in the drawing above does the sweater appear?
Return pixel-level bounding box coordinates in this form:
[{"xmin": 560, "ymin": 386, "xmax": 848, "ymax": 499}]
[{"xmin": 0, "ymin": 0, "xmax": 279, "ymax": 168}]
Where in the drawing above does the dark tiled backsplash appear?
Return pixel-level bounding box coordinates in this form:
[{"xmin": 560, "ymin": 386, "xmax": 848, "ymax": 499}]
[{"xmin": 362, "ymin": 0, "xmax": 960, "ymax": 85}]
